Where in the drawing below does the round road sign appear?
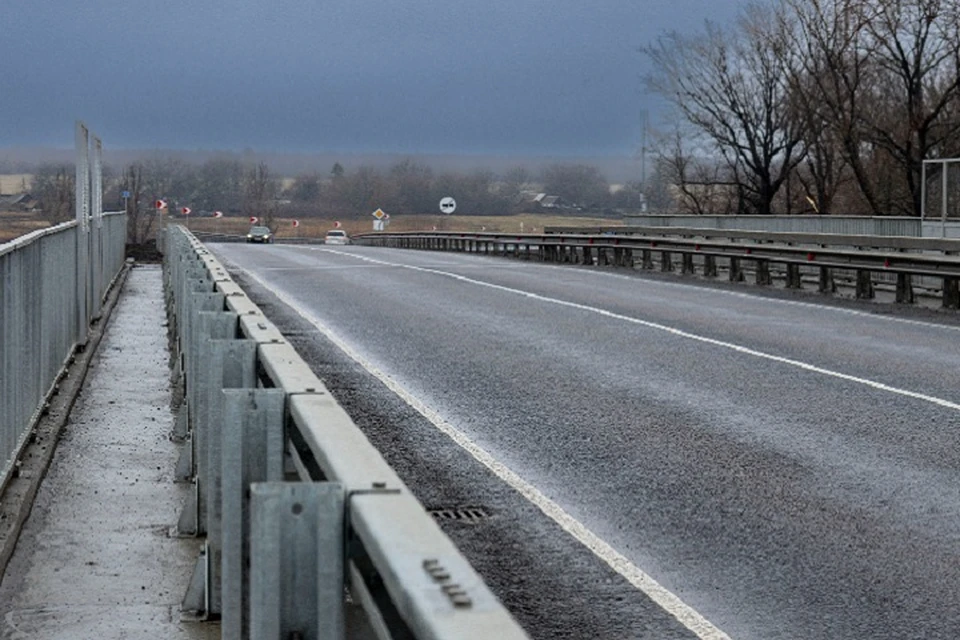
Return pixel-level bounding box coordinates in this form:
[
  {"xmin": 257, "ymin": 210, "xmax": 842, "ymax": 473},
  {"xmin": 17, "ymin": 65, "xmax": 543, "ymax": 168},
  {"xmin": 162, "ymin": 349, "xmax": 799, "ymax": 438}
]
[{"xmin": 439, "ymin": 197, "xmax": 456, "ymax": 214}]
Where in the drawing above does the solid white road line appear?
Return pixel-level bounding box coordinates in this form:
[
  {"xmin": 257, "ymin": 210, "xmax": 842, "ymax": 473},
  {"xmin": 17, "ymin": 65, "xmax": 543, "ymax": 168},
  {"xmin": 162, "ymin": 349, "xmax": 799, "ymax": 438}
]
[
  {"xmin": 235, "ymin": 263, "xmax": 733, "ymax": 640},
  {"xmin": 323, "ymin": 248, "xmax": 960, "ymax": 413}
]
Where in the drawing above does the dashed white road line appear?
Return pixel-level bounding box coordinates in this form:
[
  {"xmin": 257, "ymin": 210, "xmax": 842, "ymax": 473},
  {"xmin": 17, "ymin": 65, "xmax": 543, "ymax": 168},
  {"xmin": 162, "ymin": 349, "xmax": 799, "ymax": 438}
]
[{"xmin": 234, "ymin": 261, "xmax": 733, "ymax": 640}]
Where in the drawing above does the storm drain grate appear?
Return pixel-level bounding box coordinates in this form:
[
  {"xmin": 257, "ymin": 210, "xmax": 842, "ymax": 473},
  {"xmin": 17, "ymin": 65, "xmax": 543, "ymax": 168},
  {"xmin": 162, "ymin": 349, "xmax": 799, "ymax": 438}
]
[{"xmin": 427, "ymin": 506, "xmax": 491, "ymax": 523}]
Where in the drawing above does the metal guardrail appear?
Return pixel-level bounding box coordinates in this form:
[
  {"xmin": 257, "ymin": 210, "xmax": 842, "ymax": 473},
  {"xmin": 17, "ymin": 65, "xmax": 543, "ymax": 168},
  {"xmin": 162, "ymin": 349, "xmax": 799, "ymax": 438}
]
[
  {"xmin": 619, "ymin": 214, "xmax": 922, "ymax": 236},
  {"xmin": 352, "ymin": 229, "xmax": 960, "ymax": 307},
  {"xmin": 0, "ymin": 212, "xmax": 128, "ymax": 490},
  {"xmin": 164, "ymin": 225, "xmax": 529, "ymax": 640}
]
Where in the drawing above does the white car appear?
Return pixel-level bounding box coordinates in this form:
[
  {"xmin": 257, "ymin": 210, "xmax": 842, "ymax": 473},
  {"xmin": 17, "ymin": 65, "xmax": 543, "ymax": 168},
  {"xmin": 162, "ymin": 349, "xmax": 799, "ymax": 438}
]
[{"xmin": 324, "ymin": 230, "xmax": 350, "ymax": 245}]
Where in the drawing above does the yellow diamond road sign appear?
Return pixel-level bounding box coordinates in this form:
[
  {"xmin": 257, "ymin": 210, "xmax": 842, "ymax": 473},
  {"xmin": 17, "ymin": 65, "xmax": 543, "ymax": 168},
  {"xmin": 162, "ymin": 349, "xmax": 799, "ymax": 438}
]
[{"xmin": 373, "ymin": 208, "xmax": 386, "ymax": 219}]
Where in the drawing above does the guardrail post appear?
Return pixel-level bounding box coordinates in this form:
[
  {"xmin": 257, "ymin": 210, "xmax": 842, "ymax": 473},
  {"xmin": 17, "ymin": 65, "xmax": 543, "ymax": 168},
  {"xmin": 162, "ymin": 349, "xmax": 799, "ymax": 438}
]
[
  {"xmin": 895, "ymin": 273, "xmax": 914, "ymax": 304},
  {"xmin": 180, "ymin": 338, "xmax": 257, "ymax": 615},
  {"xmin": 818, "ymin": 267, "xmax": 835, "ymax": 293},
  {"xmin": 221, "ymin": 389, "xmax": 286, "ymax": 639},
  {"xmin": 755, "ymin": 260, "xmax": 772, "ymax": 285},
  {"xmin": 943, "ymin": 277, "xmax": 960, "ymax": 308},
  {"xmin": 855, "ymin": 269, "xmax": 875, "ymax": 299},
  {"xmin": 641, "ymin": 249, "xmax": 654, "ymax": 270},
  {"xmin": 681, "ymin": 253, "xmax": 695, "ymax": 275},
  {"xmin": 704, "ymin": 255, "xmax": 718, "ymax": 278},
  {"xmin": 250, "ymin": 482, "xmax": 345, "ymax": 640},
  {"xmin": 729, "ymin": 257, "xmax": 744, "ymax": 282},
  {"xmin": 660, "ymin": 251, "xmax": 673, "ymax": 272},
  {"xmin": 785, "ymin": 264, "xmax": 802, "ymax": 289}
]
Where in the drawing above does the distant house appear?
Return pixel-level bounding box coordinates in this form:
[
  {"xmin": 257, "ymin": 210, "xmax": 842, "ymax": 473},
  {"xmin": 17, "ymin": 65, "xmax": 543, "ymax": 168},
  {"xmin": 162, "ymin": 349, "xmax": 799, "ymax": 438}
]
[
  {"xmin": 0, "ymin": 193, "xmax": 39, "ymax": 212},
  {"xmin": 516, "ymin": 192, "xmax": 568, "ymax": 209},
  {"xmin": 539, "ymin": 195, "xmax": 562, "ymax": 208},
  {"xmin": 0, "ymin": 174, "xmax": 32, "ymax": 196}
]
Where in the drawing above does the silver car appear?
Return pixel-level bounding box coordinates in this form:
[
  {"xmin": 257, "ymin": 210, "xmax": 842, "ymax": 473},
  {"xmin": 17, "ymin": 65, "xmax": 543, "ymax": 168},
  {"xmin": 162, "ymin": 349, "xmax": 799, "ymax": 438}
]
[{"xmin": 324, "ymin": 230, "xmax": 350, "ymax": 245}]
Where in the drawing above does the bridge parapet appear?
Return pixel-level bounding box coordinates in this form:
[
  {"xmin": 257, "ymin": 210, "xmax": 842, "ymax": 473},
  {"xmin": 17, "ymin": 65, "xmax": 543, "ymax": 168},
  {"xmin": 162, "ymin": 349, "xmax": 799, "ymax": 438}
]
[{"xmin": 165, "ymin": 225, "xmax": 530, "ymax": 639}]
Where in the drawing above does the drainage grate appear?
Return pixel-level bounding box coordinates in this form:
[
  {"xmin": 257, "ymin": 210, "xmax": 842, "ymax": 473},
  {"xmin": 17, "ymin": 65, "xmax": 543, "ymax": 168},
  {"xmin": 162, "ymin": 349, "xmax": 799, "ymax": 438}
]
[{"xmin": 427, "ymin": 506, "xmax": 491, "ymax": 523}]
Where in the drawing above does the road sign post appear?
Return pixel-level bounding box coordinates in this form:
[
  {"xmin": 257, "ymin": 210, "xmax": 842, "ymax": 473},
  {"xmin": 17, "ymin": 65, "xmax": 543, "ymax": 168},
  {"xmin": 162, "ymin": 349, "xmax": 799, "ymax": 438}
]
[{"xmin": 372, "ymin": 208, "xmax": 386, "ymax": 231}]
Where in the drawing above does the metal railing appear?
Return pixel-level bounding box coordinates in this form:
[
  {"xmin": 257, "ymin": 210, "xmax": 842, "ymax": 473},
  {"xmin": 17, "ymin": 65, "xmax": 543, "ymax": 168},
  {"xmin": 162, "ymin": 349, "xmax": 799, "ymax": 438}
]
[
  {"xmin": 164, "ymin": 225, "xmax": 529, "ymax": 640},
  {"xmin": 619, "ymin": 214, "xmax": 922, "ymax": 237},
  {"xmin": 353, "ymin": 228, "xmax": 960, "ymax": 307},
  {"xmin": 0, "ymin": 211, "xmax": 128, "ymax": 490}
]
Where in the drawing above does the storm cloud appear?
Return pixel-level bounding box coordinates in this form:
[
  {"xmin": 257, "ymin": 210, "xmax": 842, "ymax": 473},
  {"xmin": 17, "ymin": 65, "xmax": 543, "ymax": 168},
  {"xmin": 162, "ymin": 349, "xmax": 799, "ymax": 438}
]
[{"xmin": 1, "ymin": 0, "xmax": 742, "ymax": 154}]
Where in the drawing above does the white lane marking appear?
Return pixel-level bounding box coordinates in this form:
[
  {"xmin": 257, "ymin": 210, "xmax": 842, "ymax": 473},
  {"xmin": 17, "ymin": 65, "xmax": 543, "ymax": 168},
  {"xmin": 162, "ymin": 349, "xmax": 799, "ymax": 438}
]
[
  {"xmin": 322, "ymin": 248, "xmax": 960, "ymax": 412},
  {"xmin": 234, "ymin": 262, "xmax": 732, "ymax": 640},
  {"xmin": 330, "ymin": 244, "xmax": 960, "ymax": 334},
  {"xmin": 556, "ymin": 263, "xmax": 960, "ymax": 333}
]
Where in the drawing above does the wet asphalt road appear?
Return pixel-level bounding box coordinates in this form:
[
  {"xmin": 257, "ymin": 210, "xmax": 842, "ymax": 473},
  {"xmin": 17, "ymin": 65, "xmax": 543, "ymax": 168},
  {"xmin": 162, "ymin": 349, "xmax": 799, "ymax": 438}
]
[{"xmin": 211, "ymin": 242, "xmax": 960, "ymax": 640}]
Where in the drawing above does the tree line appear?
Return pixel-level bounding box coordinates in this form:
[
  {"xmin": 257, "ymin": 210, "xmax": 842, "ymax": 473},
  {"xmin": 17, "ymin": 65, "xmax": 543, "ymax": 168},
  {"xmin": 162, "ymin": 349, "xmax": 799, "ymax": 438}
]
[
  {"xmin": 643, "ymin": 0, "xmax": 960, "ymax": 216},
  {"xmin": 25, "ymin": 157, "xmax": 650, "ymax": 243}
]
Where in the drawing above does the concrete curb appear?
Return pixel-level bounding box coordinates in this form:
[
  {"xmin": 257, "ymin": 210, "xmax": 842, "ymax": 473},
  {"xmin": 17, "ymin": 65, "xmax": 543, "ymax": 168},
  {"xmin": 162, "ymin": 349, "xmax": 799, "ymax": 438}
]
[{"xmin": 0, "ymin": 259, "xmax": 134, "ymax": 581}]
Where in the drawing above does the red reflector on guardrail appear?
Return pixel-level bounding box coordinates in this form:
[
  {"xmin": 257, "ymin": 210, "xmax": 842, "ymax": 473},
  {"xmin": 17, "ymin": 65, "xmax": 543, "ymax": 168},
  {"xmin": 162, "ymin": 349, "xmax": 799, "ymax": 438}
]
[{"xmin": 807, "ymin": 253, "xmax": 815, "ymax": 261}]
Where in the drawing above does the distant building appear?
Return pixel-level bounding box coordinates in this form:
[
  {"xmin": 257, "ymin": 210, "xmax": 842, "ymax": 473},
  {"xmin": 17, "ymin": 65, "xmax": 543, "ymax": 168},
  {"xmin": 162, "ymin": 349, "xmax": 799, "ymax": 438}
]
[
  {"xmin": 0, "ymin": 193, "xmax": 39, "ymax": 212},
  {"xmin": 0, "ymin": 174, "xmax": 33, "ymax": 195}
]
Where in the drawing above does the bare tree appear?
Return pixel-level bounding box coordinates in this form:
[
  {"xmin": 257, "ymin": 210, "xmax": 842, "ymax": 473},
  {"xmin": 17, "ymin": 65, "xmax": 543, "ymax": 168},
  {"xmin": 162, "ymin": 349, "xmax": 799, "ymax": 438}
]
[
  {"xmin": 32, "ymin": 164, "xmax": 75, "ymax": 223},
  {"xmin": 389, "ymin": 159, "xmax": 434, "ymax": 213},
  {"xmin": 243, "ymin": 162, "xmax": 279, "ymax": 229},
  {"xmin": 784, "ymin": 0, "xmax": 880, "ymax": 213},
  {"xmin": 865, "ymin": 0, "xmax": 960, "ymax": 214},
  {"xmin": 643, "ymin": 4, "xmax": 806, "ymax": 214},
  {"xmin": 540, "ymin": 164, "xmax": 610, "ymax": 209},
  {"xmin": 119, "ymin": 164, "xmax": 158, "ymax": 244},
  {"xmin": 652, "ymin": 119, "xmax": 740, "ymax": 215},
  {"xmin": 785, "ymin": 0, "xmax": 960, "ymax": 215}
]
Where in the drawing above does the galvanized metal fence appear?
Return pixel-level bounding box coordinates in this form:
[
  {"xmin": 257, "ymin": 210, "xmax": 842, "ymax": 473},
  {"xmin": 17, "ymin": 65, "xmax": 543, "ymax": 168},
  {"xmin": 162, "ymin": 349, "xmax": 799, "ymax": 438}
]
[
  {"xmin": 164, "ymin": 225, "xmax": 529, "ymax": 640},
  {"xmin": 0, "ymin": 211, "xmax": 128, "ymax": 490}
]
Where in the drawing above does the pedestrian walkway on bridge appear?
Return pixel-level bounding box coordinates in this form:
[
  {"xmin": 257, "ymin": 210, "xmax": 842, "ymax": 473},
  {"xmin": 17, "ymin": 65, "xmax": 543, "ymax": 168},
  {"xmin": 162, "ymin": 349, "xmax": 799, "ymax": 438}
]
[{"xmin": 0, "ymin": 265, "xmax": 218, "ymax": 639}]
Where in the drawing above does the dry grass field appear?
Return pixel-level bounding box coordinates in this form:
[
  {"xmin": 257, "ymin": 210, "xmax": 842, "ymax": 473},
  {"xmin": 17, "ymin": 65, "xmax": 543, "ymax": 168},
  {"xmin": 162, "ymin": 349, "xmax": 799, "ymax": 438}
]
[
  {"xmin": 0, "ymin": 213, "xmax": 51, "ymax": 243},
  {"xmin": 0, "ymin": 212, "xmax": 622, "ymax": 246},
  {"xmin": 183, "ymin": 213, "xmax": 622, "ymax": 240}
]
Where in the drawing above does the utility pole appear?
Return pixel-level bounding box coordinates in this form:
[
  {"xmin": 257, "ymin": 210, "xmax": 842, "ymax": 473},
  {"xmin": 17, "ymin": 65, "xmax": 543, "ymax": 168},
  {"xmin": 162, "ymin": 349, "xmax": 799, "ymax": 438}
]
[{"xmin": 639, "ymin": 109, "xmax": 649, "ymax": 213}]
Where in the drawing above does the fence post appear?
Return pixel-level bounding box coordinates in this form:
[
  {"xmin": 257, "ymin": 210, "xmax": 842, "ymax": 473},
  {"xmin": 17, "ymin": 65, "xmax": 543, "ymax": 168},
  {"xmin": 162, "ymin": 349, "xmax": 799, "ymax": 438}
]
[{"xmin": 74, "ymin": 121, "xmax": 90, "ymax": 346}]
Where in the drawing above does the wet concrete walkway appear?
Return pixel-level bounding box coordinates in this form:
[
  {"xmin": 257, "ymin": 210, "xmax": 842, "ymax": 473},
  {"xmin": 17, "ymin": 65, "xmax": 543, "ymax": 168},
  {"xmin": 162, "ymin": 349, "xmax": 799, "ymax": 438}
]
[{"xmin": 0, "ymin": 265, "xmax": 218, "ymax": 639}]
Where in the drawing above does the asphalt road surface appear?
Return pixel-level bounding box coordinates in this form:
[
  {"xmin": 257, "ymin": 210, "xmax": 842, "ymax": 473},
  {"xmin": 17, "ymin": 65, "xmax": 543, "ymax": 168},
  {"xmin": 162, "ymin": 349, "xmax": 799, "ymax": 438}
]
[{"xmin": 210, "ymin": 242, "xmax": 960, "ymax": 640}]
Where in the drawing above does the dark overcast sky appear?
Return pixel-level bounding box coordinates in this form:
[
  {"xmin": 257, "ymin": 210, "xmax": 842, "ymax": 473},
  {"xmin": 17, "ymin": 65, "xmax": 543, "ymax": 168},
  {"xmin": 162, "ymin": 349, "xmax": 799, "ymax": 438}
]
[{"xmin": 1, "ymin": 1, "xmax": 743, "ymax": 155}]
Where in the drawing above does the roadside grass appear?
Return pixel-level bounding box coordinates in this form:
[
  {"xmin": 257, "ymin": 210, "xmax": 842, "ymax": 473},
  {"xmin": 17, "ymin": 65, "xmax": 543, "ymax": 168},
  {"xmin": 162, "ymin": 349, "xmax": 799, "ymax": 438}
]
[
  {"xmin": 0, "ymin": 211, "xmax": 623, "ymax": 245},
  {"xmin": 0, "ymin": 212, "xmax": 52, "ymax": 243},
  {"xmin": 184, "ymin": 213, "xmax": 622, "ymax": 240}
]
